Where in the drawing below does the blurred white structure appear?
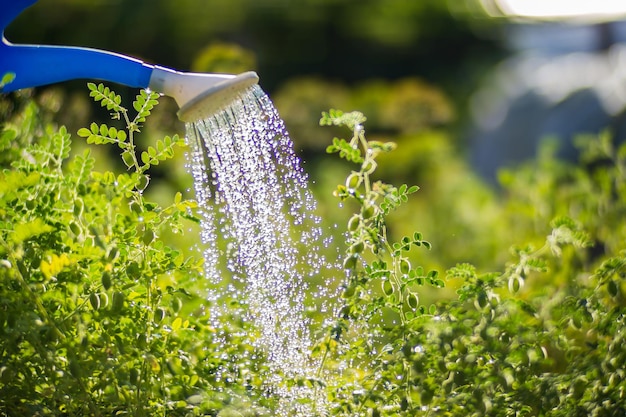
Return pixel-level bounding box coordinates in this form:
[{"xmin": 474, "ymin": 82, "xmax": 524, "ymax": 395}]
[
  {"xmin": 483, "ymin": 0, "xmax": 626, "ymax": 21},
  {"xmin": 470, "ymin": 2, "xmax": 626, "ymax": 181}
]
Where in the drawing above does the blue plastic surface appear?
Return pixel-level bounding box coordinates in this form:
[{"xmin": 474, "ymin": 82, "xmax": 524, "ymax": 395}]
[
  {"xmin": 0, "ymin": 42, "xmax": 154, "ymax": 92},
  {"xmin": 0, "ymin": 0, "xmax": 37, "ymax": 32},
  {"xmin": 0, "ymin": 0, "xmax": 154, "ymax": 92}
]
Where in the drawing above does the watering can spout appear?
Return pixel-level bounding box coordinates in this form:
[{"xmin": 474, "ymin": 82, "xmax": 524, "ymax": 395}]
[
  {"xmin": 0, "ymin": 0, "xmax": 259, "ymax": 122},
  {"xmin": 149, "ymin": 66, "xmax": 259, "ymax": 122}
]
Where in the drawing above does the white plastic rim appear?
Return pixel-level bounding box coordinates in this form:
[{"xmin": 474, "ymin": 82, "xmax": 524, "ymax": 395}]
[{"xmin": 177, "ymin": 71, "xmax": 260, "ymax": 122}]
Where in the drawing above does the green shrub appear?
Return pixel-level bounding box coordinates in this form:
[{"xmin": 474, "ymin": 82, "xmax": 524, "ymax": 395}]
[
  {"xmin": 320, "ymin": 111, "xmax": 626, "ymax": 416},
  {"xmin": 2, "ymin": 82, "xmax": 626, "ymax": 417},
  {"xmin": 0, "ymin": 85, "xmax": 267, "ymax": 416}
]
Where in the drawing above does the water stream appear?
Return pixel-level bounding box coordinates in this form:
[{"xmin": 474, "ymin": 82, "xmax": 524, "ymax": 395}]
[{"xmin": 185, "ymin": 85, "xmax": 333, "ymax": 416}]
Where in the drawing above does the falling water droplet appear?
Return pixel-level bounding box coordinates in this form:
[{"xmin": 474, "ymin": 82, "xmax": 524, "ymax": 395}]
[{"xmin": 184, "ymin": 85, "xmax": 337, "ymax": 416}]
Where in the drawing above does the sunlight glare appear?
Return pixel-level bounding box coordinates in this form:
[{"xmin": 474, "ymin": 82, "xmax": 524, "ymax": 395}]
[{"xmin": 492, "ymin": 0, "xmax": 626, "ymax": 19}]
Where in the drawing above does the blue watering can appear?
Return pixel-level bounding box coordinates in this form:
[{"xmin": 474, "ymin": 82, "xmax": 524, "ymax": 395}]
[{"xmin": 0, "ymin": 0, "xmax": 259, "ymax": 121}]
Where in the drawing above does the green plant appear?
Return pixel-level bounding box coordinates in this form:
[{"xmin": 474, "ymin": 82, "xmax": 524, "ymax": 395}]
[
  {"xmin": 0, "ymin": 85, "xmax": 267, "ymax": 416},
  {"xmin": 0, "ymin": 73, "xmax": 15, "ymax": 91},
  {"xmin": 318, "ymin": 109, "xmax": 441, "ymax": 416},
  {"xmin": 3, "ymin": 83, "xmax": 626, "ymax": 417},
  {"xmin": 320, "ymin": 110, "xmax": 626, "ymax": 416}
]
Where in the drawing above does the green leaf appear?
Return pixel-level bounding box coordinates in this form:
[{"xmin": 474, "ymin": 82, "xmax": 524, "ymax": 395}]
[
  {"xmin": 79, "ymin": 123, "xmax": 118, "ymax": 145},
  {"xmin": 77, "ymin": 127, "xmax": 91, "ymax": 138},
  {"xmin": 121, "ymin": 151, "xmax": 135, "ymax": 168},
  {"xmin": 70, "ymin": 149, "xmax": 95, "ymax": 186},
  {"xmin": 10, "ymin": 218, "xmax": 54, "ymax": 244},
  {"xmin": 446, "ymin": 263, "xmax": 477, "ymax": 280},
  {"xmin": 407, "ymin": 292, "xmax": 419, "ymax": 309},
  {"xmin": 0, "ymin": 126, "xmax": 17, "ymax": 151},
  {"xmin": 141, "ymin": 151, "xmax": 150, "ymax": 165},
  {"xmin": 133, "ymin": 98, "xmax": 144, "ymax": 113},
  {"xmin": 133, "ymin": 89, "xmax": 160, "ymax": 123},
  {"xmin": 88, "ymin": 83, "xmax": 126, "ymax": 113},
  {"xmin": 51, "ymin": 126, "xmax": 71, "ymax": 162},
  {"xmin": 0, "ymin": 72, "xmax": 16, "ymax": 88},
  {"xmin": 320, "ymin": 109, "xmax": 366, "ymax": 130},
  {"xmin": 139, "ymin": 135, "xmax": 183, "ymax": 170},
  {"xmin": 0, "ymin": 171, "xmax": 40, "ymax": 196},
  {"xmin": 325, "ymin": 137, "xmax": 364, "ymax": 163},
  {"xmin": 594, "ymin": 256, "xmax": 626, "ymax": 282}
]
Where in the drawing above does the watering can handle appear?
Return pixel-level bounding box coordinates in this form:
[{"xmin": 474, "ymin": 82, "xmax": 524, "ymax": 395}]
[{"xmin": 0, "ymin": 0, "xmax": 154, "ymax": 92}]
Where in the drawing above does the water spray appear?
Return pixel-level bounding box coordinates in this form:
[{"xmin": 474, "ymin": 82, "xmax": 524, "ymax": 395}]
[{"xmin": 0, "ymin": 0, "xmax": 259, "ymax": 122}]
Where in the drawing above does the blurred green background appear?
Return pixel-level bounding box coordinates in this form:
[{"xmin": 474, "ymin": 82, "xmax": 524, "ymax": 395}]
[
  {"xmin": 6, "ymin": 0, "xmax": 625, "ymax": 276},
  {"xmin": 6, "ymin": 0, "xmax": 500, "ymax": 93},
  {"xmin": 4, "ymin": 0, "xmax": 502, "ymax": 135}
]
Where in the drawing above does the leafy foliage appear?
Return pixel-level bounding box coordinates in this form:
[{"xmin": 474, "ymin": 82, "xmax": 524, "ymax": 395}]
[
  {"xmin": 320, "ymin": 111, "xmax": 626, "ymax": 416},
  {"xmin": 0, "ymin": 87, "xmax": 268, "ymax": 416},
  {"xmin": 87, "ymin": 82, "xmax": 125, "ymax": 113},
  {"xmin": 77, "ymin": 83, "xmax": 183, "ymax": 176},
  {"xmin": 3, "ymin": 83, "xmax": 626, "ymax": 416}
]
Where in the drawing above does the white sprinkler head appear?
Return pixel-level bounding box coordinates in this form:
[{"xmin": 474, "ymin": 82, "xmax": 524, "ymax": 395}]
[{"xmin": 149, "ymin": 66, "xmax": 259, "ymax": 122}]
